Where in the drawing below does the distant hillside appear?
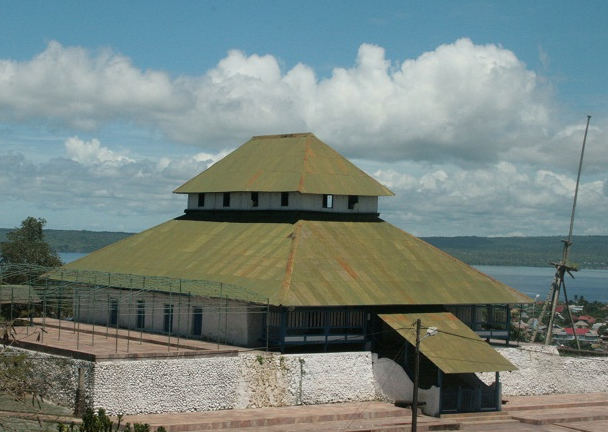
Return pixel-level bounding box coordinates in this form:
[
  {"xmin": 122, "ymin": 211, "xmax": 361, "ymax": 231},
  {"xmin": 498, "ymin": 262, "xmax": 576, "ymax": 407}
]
[
  {"xmin": 1, "ymin": 228, "xmax": 606, "ymax": 269},
  {"xmin": 421, "ymin": 236, "xmax": 608, "ymax": 269},
  {"xmin": 0, "ymin": 228, "xmax": 133, "ymax": 253}
]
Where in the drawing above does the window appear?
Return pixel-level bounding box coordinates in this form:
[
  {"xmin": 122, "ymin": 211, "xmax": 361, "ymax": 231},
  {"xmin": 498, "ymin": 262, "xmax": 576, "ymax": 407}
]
[
  {"xmin": 198, "ymin": 193, "xmax": 205, "ymax": 207},
  {"xmin": 348, "ymin": 195, "xmax": 359, "ymax": 210},
  {"xmin": 223, "ymin": 192, "xmax": 231, "ymax": 207},
  {"xmin": 281, "ymin": 192, "xmax": 289, "ymax": 207},
  {"xmin": 192, "ymin": 307, "xmax": 203, "ymax": 336},
  {"xmin": 109, "ymin": 299, "xmax": 118, "ymax": 326},
  {"xmin": 251, "ymin": 192, "xmax": 259, "ymax": 208},
  {"xmin": 164, "ymin": 304, "xmax": 174, "ymax": 333},
  {"xmin": 322, "ymin": 194, "xmax": 333, "ymax": 209},
  {"xmin": 136, "ymin": 300, "xmax": 145, "ymax": 329}
]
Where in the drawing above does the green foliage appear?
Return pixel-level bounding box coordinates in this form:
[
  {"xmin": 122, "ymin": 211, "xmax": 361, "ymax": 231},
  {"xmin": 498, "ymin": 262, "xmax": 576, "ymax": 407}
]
[
  {"xmin": 56, "ymin": 408, "xmax": 163, "ymax": 432},
  {"xmin": 0, "ymin": 217, "xmax": 62, "ymax": 267},
  {"xmin": 564, "ymin": 339, "xmax": 593, "ymax": 351},
  {"xmin": 510, "ymin": 323, "xmax": 529, "ymax": 342},
  {"xmin": 0, "ymin": 348, "xmax": 42, "ymax": 401}
]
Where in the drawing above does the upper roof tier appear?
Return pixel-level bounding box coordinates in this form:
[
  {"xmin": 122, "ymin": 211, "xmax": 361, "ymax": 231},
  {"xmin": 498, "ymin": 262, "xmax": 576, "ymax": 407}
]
[{"xmin": 174, "ymin": 133, "xmax": 394, "ymax": 197}]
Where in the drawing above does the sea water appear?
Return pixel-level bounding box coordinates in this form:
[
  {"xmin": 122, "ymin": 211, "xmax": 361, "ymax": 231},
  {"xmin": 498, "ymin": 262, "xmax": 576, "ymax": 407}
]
[{"xmin": 475, "ymin": 265, "xmax": 608, "ymax": 303}]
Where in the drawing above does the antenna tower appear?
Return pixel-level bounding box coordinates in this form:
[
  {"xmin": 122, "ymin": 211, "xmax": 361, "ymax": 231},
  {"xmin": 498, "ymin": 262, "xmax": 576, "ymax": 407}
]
[{"xmin": 531, "ymin": 116, "xmax": 592, "ymax": 348}]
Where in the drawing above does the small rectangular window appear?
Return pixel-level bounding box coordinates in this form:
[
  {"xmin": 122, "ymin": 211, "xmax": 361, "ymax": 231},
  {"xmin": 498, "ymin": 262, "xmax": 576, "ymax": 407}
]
[
  {"xmin": 348, "ymin": 195, "xmax": 359, "ymax": 210},
  {"xmin": 136, "ymin": 300, "xmax": 145, "ymax": 329},
  {"xmin": 223, "ymin": 192, "xmax": 231, "ymax": 207},
  {"xmin": 198, "ymin": 193, "xmax": 205, "ymax": 207},
  {"xmin": 322, "ymin": 194, "xmax": 333, "ymax": 209},
  {"xmin": 251, "ymin": 192, "xmax": 259, "ymax": 207},
  {"xmin": 281, "ymin": 192, "xmax": 289, "ymax": 207},
  {"xmin": 109, "ymin": 299, "xmax": 118, "ymax": 326},
  {"xmin": 192, "ymin": 307, "xmax": 203, "ymax": 336}
]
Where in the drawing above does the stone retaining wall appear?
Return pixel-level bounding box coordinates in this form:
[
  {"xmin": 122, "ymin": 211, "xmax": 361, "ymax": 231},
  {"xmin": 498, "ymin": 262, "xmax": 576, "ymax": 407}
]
[
  {"xmin": 14, "ymin": 348, "xmax": 94, "ymax": 409},
  {"xmin": 21, "ymin": 345, "xmax": 608, "ymax": 415},
  {"xmin": 24, "ymin": 351, "xmax": 377, "ymax": 415},
  {"xmin": 477, "ymin": 345, "xmax": 608, "ymax": 396}
]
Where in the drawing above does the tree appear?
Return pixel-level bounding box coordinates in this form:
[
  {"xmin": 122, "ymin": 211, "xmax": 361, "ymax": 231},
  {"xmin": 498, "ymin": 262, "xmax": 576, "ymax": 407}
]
[{"xmin": 0, "ymin": 217, "xmax": 62, "ymax": 267}]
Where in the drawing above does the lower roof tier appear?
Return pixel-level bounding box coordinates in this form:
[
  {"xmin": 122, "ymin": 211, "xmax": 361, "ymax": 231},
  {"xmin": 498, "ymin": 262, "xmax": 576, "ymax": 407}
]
[{"xmin": 60, "ymin": 216, "xmax": 531, "ymax": 307}]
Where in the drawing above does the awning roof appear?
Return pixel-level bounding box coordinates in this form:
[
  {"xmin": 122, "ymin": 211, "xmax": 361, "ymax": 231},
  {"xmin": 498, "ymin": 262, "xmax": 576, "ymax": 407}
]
[{"xmin": 379, "ymin": 312, "xmax": 517, "ymax": 374}]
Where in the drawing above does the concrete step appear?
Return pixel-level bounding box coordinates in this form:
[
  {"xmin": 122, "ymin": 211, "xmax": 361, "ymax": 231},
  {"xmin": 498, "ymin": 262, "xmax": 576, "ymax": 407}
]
[
  {"xmin": 502, "ymin": 392, "xmax": 608, "ymax": 412},
  {"xmin": 509, "ymin": 406, "xmax": 608, "ymax": 425},
  {"xmin": 442, "ymin": 411, "xmax": 511, "ymax": 420},
  {"xmin": 116, "ymin": 403, "xmax": 460, "ymax": 432},
  {"xmin": 201, "ymin": 417, "xmax": 461, "ymax": 432},
  {"xmin": 457, "ymin": 418, "xmax": 522, "ymax": 430},
  {"xmin": 441, "ymin": 411, "xmax": 514, "ymax": 429},
  {"xmin": 505, "ymin": 398, "xmax": 607, "ymax": 412}
]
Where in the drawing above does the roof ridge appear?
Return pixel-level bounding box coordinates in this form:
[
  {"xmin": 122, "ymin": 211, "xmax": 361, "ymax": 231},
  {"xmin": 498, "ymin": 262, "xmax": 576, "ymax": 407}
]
[
  {"xmin": 252, "ymin": 132, "xmax": 313, "ymax": 139},
  {"xmin": 297, "ymin": 134, "xmax": 313, "ymax": 192},
  {"xmin": 277, "ymin": 220, "xmax": 304, "ymax": 305}
]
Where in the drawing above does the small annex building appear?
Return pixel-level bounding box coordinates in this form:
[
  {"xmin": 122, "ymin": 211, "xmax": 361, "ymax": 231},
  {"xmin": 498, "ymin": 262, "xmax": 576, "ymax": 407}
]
[{"xmin": 54, "ymin": 133, "xmax": 530, "ymax": 414}]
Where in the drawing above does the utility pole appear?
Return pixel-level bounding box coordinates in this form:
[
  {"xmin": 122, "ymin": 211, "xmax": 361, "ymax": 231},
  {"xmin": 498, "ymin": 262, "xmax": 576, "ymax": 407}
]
[{"xmin": 412, "ymin": 318, "xmax": 421, "ymax": 432}]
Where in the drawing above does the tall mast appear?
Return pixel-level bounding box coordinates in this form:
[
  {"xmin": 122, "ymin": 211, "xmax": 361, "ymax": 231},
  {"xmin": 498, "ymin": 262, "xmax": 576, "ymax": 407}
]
[{"xmin": 533, "ymin": 116, "xmax": 591, "ymax": 346}]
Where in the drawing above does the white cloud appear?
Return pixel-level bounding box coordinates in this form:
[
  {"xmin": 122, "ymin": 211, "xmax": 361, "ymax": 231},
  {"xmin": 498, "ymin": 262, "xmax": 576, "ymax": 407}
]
[
  {"xmin": 0, "ymin": 40, "xmax": 606, "ymax": 236},
  {"xmin": 4, "ymin": 39, "xmax": 604, "ymax": 172},
  {"xmin": 0, "ymin": 140, "xmax": 215, "ymax": 231},
  {"xmin": 373, "ymin": 161, "xmax": 608, "ymax": 237},
  {"xmin": 64, "ymin": 136, "xmax": 134, "ymax": 165}
]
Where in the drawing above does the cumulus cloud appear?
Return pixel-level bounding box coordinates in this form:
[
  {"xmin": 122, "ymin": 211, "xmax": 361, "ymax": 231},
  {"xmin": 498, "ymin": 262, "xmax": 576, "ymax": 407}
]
[
  {"xmin": 372, "ymin": 161, "xmax": 608, "ymax": 237},
  {"xmin": 2, "ymin": 39, "xmax": 604, "ymax": 172},
  {"xmin": 0, "ymin": 40, "xmax": 605, "ymax": 236},
  {"xmin": 64, "ymin": 136, "xmax": 134, "ymax": 165},
  {"xmin": 0, "ymin": 139, "xmax": 214, "ymax": 230}
]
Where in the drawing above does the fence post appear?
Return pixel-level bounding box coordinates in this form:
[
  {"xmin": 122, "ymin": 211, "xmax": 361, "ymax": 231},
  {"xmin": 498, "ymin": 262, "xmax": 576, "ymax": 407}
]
[{"xmin": 74, "ymin": 367, "xmax": 86, "ymax": 417}]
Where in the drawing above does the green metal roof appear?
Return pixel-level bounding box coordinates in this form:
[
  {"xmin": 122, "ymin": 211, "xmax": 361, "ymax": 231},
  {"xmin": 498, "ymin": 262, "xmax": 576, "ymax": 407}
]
[
  {"xmin": 174, "ymin": 133, "xmax": 394, "ymax": 196},
  {"xmin": 379, "ymin": 312, "xmax": 517, "ymax": 373},
  {"xmin": 59, "ymin": 218, "xmax": 530, "ymax": 307}
]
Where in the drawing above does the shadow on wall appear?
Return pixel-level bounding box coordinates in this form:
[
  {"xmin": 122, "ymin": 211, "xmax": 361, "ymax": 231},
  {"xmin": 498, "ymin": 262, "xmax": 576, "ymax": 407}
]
[{"xmin": 372, "ymin": 354, "xmax": 440, "ymax": 416}]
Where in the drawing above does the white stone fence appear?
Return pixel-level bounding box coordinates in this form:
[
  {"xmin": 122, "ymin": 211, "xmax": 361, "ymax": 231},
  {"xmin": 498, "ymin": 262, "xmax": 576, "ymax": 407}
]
[
  {"xmin": 19, "ymin": 345, "xmax": 608, "ymax": 416},
  {"xmin": 478, "ymin": 345, "xmax": 608, "ymax": 396}
]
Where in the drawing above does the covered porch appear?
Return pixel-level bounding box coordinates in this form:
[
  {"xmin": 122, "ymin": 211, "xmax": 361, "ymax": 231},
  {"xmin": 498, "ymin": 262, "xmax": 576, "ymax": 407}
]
[{"xmin": 378, "ymin": 311, "xmax": 516, "ymax": 415}]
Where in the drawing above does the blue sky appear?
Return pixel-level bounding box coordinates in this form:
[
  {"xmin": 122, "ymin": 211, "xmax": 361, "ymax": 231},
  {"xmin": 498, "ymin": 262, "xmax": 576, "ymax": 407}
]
[{"xmin": 1, "ymin": 1, "xmax": 607, "ymax": 237}]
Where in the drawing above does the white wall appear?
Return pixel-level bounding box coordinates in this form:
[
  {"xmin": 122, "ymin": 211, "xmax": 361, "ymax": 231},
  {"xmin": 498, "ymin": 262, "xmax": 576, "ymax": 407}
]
[
  {"xmin": 372, "ymin": 355, "xmax": 441, "ymax": 416},
  {"xmin": 187, "ymin": 192, "xmax": 379, "ymax": 213},
  {"xmin": 13, "ymin": 348, "xmax": 94, "ymax": 409},
  {"xmin": 22, "ymin": 350, "xmax": 377, "ymax": 415},
  {"xmin": 21, "ymin": 345, "xmax": 608, "ymax": 416},
  {"xmin": 477, "ymin": 345, "xmax": 608, "ymax": 396},
  {"xmin": 92, "ymin": 351, "xmax": 377, "ymax": 415},
  {"xmin": 75, "ymin": 289, "xmax": 263, "ymax": 348}
]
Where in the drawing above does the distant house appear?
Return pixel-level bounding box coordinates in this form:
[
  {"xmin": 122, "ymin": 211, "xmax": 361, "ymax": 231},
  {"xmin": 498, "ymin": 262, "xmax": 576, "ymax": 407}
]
[
  {"xmin": 569, "ymin": 305, "xmax": 584, "ymax": 314},
  {"xmin": 51, "ymin": 133, "xmax": 531, "ymax": 414},
  {"xmin": 553, "ymin": 327, "xmax": 600, "ymax": 344},
  {"xmin": 576, "ymin": 315, "xmax": 596, "ymax": 325},
  {"xmin": 573, "ymin": 320, "xmax": 589, "ymax": 329}
]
